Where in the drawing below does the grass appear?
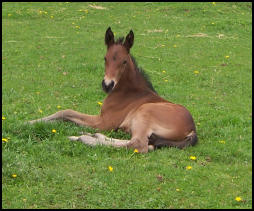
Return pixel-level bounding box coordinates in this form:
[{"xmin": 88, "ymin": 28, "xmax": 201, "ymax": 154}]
[{"xmin": 2, "ymin": 2, "xmax": 252, "ymax": 209}]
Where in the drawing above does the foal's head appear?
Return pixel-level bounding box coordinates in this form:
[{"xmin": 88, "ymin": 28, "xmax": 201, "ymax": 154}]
[{"xmin": 102, "ymin": 27, "xmax": 134, "ymax": 93}]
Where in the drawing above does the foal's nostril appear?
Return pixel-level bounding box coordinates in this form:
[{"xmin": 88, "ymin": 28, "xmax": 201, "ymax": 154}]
[{"xmin": 102, "ymin": 79, "xmax": 115, "ymax": 93}]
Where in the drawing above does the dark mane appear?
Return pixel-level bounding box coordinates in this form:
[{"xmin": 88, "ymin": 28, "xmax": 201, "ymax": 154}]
[{"xmin": 130, "ymin": 55, "xmax": 157, "ymax": 93}]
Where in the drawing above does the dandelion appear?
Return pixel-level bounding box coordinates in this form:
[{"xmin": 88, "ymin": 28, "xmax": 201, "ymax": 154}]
[
  {"xmin": 2, "ymin": 116, "xmax": 6, "ymax": 120},
  {"xmin": 225, "ymin": 55, "xmax": 230, "ymax": 59},
  {"xmin": 12, "ymin": 174, "xmax": 17, "ymax": 178},
  {"xmin": 108, "ymin": 166, "xmax": 113, "ymax": 172},
  {"xmin": 197, "ymin": 122, "xmax": 201, "ymax": 126},
  {"xmin": 176, "ymin": 34, "xmax": 181, "ymax": 38},
  {"xmin": 97, "ymin": 102, "xmax": 103, "ymax": 106},
  {"xmin": 176, "ymin": 188, "xmax": 180, "ymax": 192},
  {"xmin": 57, "ymin": 105, "xmax": 61, "ymax": 109},
  {"xmin": 134, "ymin": 149, "xmax": 139, "ymax": 153},
  {"xmin": 2, "ymin": 138, "xmax": 8, "ymax": 143},
  {"xmin": 52, "ymin": 129, "xmax": 56, "ymax": 133},
  {"xmin": 212, "ymin": 2, "xmax": 216, "ymax": 5},
  {"xmin": 189, "ymin": 156, "xmax": 197, "ymax": 161},
  {"xmin": 164, "ymin": 79, "xmax": 168, "ymax": 82},
  {"xmin": 38, "ymin": 109, "xmax": 43, "ymax": 113},
  {"xmin": 8, "ymin": 14, "xmax": 12, "ymax": 17},
  {"xmin": 235, "ymin": 196, "xmax": 242, "ymax": 202},
  {"xmin": 129, "ymin": 149, "xmax": 140, "ymax": 158},
  {"xmin": 75, "ymin": 26, "xmax": 80, "ymax": 29},
  {"xmin": 173, "ymin": 45, "xmax": 177, "ymax": 48},
  {"xmin": 36, "ymin": 91, "xmax": 40, "ymax": 95},
  {"xmin": 194, "ymin": 70, "xmax": 199, "ymax": 74},
  {"xmin": 162, "ymin": 70, "xmax": 166, "ymax": 73},
  {"xmin": 211, "ymin": 22, "xmax": 215, "ymax": 25},
  {"xmin": 161, "ymin": 44, "xmax": 165, "ymax": 47},
  {"xmin": 50, "ymin": 15, "xmax": 54, "ymax": 19},
  {"xmin": 186, "ymin": 166, "xmax": 192, "ymax": 170},
  {"xmin": 219, "ymin": 140, "xmax": 226, "ymax": 144}
]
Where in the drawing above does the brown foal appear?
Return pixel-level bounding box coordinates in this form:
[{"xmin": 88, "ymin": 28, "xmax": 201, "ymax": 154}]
[{"xmin": 29, "ymin": 27, "xmax": 198, "ymax": 153}]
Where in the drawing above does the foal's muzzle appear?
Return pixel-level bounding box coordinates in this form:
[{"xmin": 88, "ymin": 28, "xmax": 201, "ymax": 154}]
[{"xmin": 102, "ymin": 79, "xmax": 115, "ymax": 93}]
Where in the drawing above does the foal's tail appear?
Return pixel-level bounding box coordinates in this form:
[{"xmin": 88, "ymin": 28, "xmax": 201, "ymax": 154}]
[{"xmin": 149, "ymin": 131, "xmax": 198, "ymax": 149}]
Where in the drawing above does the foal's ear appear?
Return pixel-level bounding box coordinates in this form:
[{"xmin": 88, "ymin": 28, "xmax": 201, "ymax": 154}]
[
  {"xmin": 105, "ymin": 27, "xmax": 115, "ymax": 48},
  {"xmin": 124, "ymin": 30, "xmax": 134, "ymax": 52}
]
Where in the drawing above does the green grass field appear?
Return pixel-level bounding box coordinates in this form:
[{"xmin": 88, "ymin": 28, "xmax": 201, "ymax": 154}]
[{"xmin": 2, "ymin": 2, "xmax": 252, "ymax": 209}]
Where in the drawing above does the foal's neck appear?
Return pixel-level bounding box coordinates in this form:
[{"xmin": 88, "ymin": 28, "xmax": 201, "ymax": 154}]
[{"xmin": 117, "ymin": 56, "xmax": 149, "ymax": 92}]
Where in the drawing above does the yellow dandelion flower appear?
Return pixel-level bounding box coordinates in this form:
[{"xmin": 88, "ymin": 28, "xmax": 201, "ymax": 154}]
[
  {"xmin": 8, "ymin": 14, "xmax": 12, "ymax": 17},
  {"xmin": 97, "ymin": 102, "xmax": 103, "ymax": 106},
  {"xmin": 162, "ymin": 70, "xmax": 166, "ymax": 73},
  {"xmin": 57, "ymin": 105, "xmax": 61, "ymax": 109},
  {"xmin": 194, "ymin": 70, "xmax": 199, "ymax": 74},
  {"xmin": 212, "ymin": 2, "xmax": 216, "ymax": 5},
  {"xmin": 173, "ymin": 45, "xmax": 177, "ymax": 48},
  {"xmin": 50, "ymin": 15, "xmax": 54, "ymax": 19},
  {"xmin": 2, "ymin": 138, "xmax": 8, "ymax": 143},
  {"xmin": 176, "ymin": 34, "xmax": 181, "ymax": 38},
  {"xmin": 235, "ymin": 196, "xmax": 242, "ymax": 202},
  {"xmin": 164, "ymin": 79, "xmax": 168, "ymax": 82},
  {"xmin": 176, "ymin": 188, "xmax": 180, "ymax": 192},
  {"xmin": 211, "ymin": 22, "xmax": 215, "ymax": 25},
  {"xmin": 75, "ymin": 26, "xmax": 80, "ymax": 29},
  {"xmin": 225, "ymin": 55, "xmax": 230, "ymax": 59},
  {"xmin": 108, "ymin": 166, "xmax": 113, "ymax": 172},
  {"xmin": 219, "ymin": 140, "xmax": 226, "ymax": 144},
  {"xmin": 38, "ymin": 109, "xmax": 43, "ymax": 113},
  {"xmin": 12, "ymin": 174, "xmax": 17, "ymax": 178},
  {"xmin": 197, "ymin": 122, "xmax": 201, "ymax": 126},
  {"xmin": 189, "ymin": 156, "xmax": 197, "ymax": 161},
  {"xmin": 36, "ymin": 91, "xmax": 40, "ymax": 95},
  {"xmin": 52, "ymin": 129, "xmax": 56, "ymax": 133},
  {"xmin": 186, "ymin": 166, "xmax": 192, "ymax": 170},
  {"xmin": 2, "ymin": 116, "xmax": 6, "ymax": 120},
  {"xmin": 161, "ymin": 44, "xmax": 165, "ymax": 47},
  {"xmin": 134, "ymin": 149, "xmax": 139, "ymax": 153}
]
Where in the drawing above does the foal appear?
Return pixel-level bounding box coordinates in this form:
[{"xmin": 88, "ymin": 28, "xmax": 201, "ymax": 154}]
[{"xmin": 29, "ymin": 27, "xmax": 198, "ymax": 153}]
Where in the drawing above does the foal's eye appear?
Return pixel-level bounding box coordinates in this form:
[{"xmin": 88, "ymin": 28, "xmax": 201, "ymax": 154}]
[{"xmin": 123, "ymin": 60, "xmax": 127, "ymax": 64}]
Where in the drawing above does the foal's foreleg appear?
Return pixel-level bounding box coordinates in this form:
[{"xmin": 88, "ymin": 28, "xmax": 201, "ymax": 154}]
[
  {"xmin": 68, "ymin": 133, "xmax": 154, "ymax": 152},
  {"xmin": 68, "ymin": 133, "xmax": 131, "ymax": 148},
  {"xmin": 29, "ymin": 109, "xmax": 102, "ymax": 129}
]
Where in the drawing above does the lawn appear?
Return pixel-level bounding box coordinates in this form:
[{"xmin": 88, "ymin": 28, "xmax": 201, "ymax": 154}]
[{"xmin": 2, "ymin": 2, "xmax": 252, "ymax": 209}]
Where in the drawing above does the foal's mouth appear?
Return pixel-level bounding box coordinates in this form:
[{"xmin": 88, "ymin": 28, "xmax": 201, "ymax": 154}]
[{"xmin": 102, "ymin": 79, "xmax": 115, "ymax": 93}]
